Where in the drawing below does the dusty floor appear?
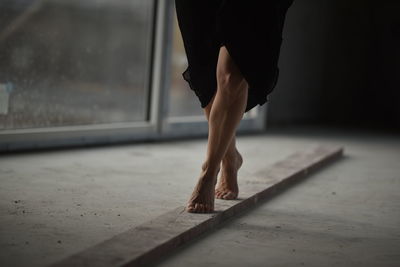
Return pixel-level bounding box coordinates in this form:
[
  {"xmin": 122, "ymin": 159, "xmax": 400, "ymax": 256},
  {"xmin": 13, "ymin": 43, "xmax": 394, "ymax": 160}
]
[
  {"xmin": 0, "ymin": 125, "xmax": 399, "ymax": 266},
  {"xmin": 155, "ymin": 127, "xmax": 400, "ymax": 267}
]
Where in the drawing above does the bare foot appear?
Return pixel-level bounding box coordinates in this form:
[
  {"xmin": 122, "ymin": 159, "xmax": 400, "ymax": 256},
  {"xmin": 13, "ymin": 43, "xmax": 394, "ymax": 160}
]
[
  {"xmin": 186, "ymin": 163, "xmax": 220, "ymax": 213},
  {"xmin": 215, "ymin": 149, "xmax": 243, "ymax": 200}
]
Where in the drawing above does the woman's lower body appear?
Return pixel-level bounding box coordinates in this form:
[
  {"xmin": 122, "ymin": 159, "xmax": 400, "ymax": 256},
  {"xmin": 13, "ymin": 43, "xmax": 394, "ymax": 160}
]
[
  {"xmin": 174, "ymin": 0, "xmax": 294, "ymax": 213},
  {"xmin": 186, "ymin": 45, "xmax": 248, "ymax": 213}
]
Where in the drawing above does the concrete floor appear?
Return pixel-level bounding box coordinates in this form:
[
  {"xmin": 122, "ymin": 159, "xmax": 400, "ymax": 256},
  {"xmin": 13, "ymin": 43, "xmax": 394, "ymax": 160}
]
[{"xmin": 0, "ymin": 126, "xmax": 399, "ymax": 266}]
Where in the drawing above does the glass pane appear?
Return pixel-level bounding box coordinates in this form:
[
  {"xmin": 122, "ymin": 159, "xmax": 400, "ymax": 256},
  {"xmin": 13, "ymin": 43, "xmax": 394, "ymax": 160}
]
[
  {"xmin": 168, "ymin": 10, "xmax": 204, "ymax": 117},
  {"xmin": 0, "ymin": 0, "xmax": 154, "ymax": 130}
]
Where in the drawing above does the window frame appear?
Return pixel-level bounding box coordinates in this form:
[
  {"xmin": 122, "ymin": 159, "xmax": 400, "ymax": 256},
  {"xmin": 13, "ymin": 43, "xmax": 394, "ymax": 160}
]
[{"xmin": 0, "ymin": 0, "xmax": 267, "ymax": 152}]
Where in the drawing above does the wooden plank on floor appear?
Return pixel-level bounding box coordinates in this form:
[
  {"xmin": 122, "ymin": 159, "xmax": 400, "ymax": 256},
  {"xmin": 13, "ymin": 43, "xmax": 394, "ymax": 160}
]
[{"xmin": 51, "ymin": 145, "xmax": 344, "ymax": 267}]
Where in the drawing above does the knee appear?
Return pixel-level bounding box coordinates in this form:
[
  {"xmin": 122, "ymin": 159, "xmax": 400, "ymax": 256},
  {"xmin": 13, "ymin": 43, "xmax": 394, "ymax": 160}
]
[{"xmin": 216, "ymin": 70, "xmax": 246, "ymax": 99}]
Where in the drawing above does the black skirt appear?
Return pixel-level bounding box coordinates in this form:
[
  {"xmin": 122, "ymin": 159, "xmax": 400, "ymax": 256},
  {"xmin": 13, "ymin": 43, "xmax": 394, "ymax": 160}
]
[{"xmin": 174, "ymin": 0, "xmax": 294, "ymax": 113}]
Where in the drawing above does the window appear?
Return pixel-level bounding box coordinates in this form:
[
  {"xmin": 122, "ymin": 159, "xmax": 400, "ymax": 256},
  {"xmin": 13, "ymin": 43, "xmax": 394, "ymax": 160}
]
[
  {"xmin": 0, "ymin": 0, "xmax": 266, "ymax": 151},
  {"xmin": 0, "ymin": 0, "xmax": 155, "ymax": 129}
]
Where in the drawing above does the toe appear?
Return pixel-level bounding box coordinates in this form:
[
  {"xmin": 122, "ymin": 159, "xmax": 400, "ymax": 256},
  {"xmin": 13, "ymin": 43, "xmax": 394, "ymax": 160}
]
[
  {"xmin": 186, "ymin": 204, "xmax": 195, "ymax": 212},
  {"xmin": 222, "ymin": 191, "xmax": 234, "ymax": 199},
  {"xmin": 197, "ymin": 204, "xmax": 203, "ymax": 213},
  {"xmin": 201, "ymin": 204, "xmax": 206, "ymax": 213},
  {"xmin": 198, "ymin": 204, "xmax": 204, "ymax": 213},
  {"xmin": 222, "ymin": 192, "xmax": 230, "ymax": 199},
  {"xmin": 202, "ymin": 204, "xmax": 208, "ymax": 213},
  {"xmin": 194, "ymin": 203, "xmax": 200, "ymax": 212},
  {"xmin": 201, "ymin": 204, "xmax": 207, "ymax": 213},
  {"xmin": 220, "ymin": 191, "xmax": 227, "ymax": 199}
]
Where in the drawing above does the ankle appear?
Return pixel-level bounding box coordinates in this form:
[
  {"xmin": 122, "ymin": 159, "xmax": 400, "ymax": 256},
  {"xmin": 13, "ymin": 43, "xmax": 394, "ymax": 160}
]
[
  {"xmin": 201, "ymin": 161, "xmax": 220, "ymax": 175},
  {"xmin": 222, "ymin": 153, "xmax": 238, "ymax": 166}
]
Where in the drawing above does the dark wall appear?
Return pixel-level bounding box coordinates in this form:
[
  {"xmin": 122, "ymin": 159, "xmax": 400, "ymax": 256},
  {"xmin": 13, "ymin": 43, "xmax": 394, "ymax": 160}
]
[{"xmin": 267, "ymin": 0, "xmax": 400, "ymax": 130}]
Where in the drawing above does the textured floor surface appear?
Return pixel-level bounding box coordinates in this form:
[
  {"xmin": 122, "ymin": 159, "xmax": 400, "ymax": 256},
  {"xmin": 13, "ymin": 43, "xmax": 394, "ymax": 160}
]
[
  {"xmin": 155, "ymin": 127, "xmax": 400, "ymax": 267},
  {"xmin": 0, "ymin": 125, "xmax": 399, "ymax": 266}
]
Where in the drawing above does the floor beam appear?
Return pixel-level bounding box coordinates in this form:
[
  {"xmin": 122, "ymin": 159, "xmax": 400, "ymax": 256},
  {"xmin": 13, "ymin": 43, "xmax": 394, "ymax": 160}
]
[{"xmin": 51, "ymin": 145, "xmax": 344, "ymax": 267}]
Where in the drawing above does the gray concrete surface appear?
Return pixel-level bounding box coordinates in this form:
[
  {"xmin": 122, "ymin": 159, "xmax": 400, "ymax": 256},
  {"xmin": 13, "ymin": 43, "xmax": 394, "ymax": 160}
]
[
  {"xmin": 0, "ymin": 125, "xmax": 399, "ymax": 266},
  {"xmin": 51, "ymin": 145, "xmax": 343, "ymax": 267},
  {"xmin": 155, "ymin": 127, "xmax": 400, "ymax": 267}
]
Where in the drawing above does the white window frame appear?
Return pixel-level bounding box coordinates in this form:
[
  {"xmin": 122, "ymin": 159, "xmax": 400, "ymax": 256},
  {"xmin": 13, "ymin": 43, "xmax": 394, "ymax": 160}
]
[{"xmin": 0, "ymin": 0, "xmax": 267, "ymax": 152}]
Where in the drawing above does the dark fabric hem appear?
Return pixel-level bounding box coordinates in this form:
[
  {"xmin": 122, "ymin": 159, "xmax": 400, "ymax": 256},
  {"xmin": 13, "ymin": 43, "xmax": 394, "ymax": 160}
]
[{"xmin": 181, "ymin": 66, "xmax": 279, "ymax": 113}]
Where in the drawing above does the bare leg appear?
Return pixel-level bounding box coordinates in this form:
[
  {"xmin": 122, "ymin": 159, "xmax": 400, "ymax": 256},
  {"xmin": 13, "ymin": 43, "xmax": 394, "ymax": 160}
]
[
  {"xmin": 186, "ymin": 46, "xmax": 248, "ymax": 213},
  {"xmin": 204, "ymin": 92, "xmax": 243, "ymax": 200}
]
